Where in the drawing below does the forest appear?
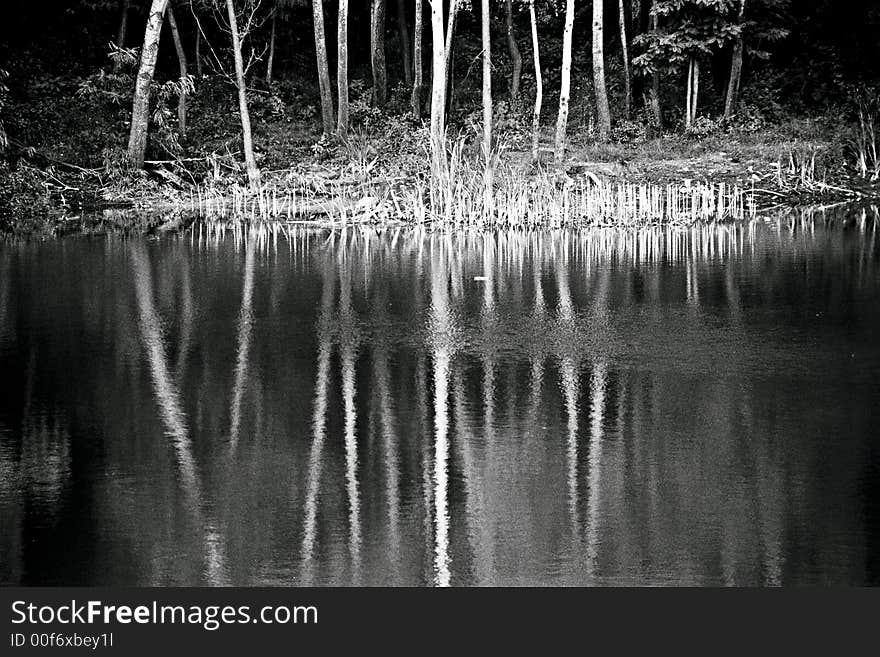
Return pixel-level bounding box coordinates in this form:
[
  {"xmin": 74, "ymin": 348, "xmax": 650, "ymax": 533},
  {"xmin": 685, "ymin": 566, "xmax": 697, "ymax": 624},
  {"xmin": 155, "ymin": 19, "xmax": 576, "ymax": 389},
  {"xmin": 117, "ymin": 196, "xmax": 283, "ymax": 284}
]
[{"xmin": 1, "ymin": 0, "xmax": 880, "ymax": 229}]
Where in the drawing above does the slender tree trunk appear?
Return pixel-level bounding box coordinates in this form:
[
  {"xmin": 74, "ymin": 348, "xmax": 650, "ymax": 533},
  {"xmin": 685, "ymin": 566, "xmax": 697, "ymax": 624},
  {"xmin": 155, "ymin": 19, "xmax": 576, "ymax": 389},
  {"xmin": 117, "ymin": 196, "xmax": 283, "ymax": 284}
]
[
  {"xmin": 195, "ymin": 26, "xmax": 203, "ymax": 77},
  {"xmin": 266, "ymin": 11, "xmax": 276, "ymax": 84},
  {"xmin": 444, "ymin": 0, "xmax": 459, "ymax": 121},
  {"xmin": 529, "ymin": 0, "xmax": 542, "ymax": 162},
  {"xmin": 117, "ymin": 0, "xmax": 130, "ymax": 48},
  {"xmin": 312, "ymin": 0, "xmax": 335, "ymax": 134},
  {"xmin": 724, "ymin": 0, "xmax": 746, "ymax": 119},
  {"xmin": 127, "ymin": 0, "xmax": 169, "ymax": 169},
  {"xmin": 225, "ymin": 0, "xmax": 261, "ymax": 192},
  {"xmin": 371, "ymin": 0, "xmax": 388, "ymax": 107},
  {"xmin": 505, "ymin": 0, "xmax": 522, "ymax": 103},
  {"xmin": 481, "ymin": 0, "xmax": 493, "ymax": 210},
  {"xmin": 481, "ymin": 0, "xmax": 492, "ymax": 158},
  {"xmin": 685, "ymin": 57, "xmax": 692, "ymax": 128},
  {"xmin": 337, "ymin": 0, "xmax": 350, "ymax": 136},
  {"xmin": 618, "ymin": 0, "xmax": 631, "ymax": 120},
  {"xmin": 167, "ymin": 3, "xmax": 189, "ymax": 137},
  {"xmin": 592, "ymin": 0, "xmax": 611, "ymax": 141},
  {"xmin": 397, "ymin": 0, "xmax": 413, "ymax": 86},
  {"xmin": 553, "ymin": 0, "xmax": 574, "ymax": 163},
  {"xmin": 428, "ymin": 0, "xmax": 447, "ymax": 173},
  {"xmin": 647, "ymin": 1, "xmax": 661, "ymax": 133},
  {"xmin": 412, "ymin": 0, "xmax": 423, "ymax": 117},
  {"xmin": 685, "ymin": 56, "xmax": 699, "ymax": 128}
]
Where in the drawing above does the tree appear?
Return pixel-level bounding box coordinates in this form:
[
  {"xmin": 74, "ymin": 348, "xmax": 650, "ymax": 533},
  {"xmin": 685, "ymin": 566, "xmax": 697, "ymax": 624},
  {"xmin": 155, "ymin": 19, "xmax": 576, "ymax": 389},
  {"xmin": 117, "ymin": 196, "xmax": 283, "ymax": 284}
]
[
  {"xmin": 411, "ymin": 0, "xmax": 423, "ymax": 117},
  {"xmin": 481, "ymin": 0, "xmax": 492, "ymax": 159},
  {"xmin": 117, "ymin": 0, "xmax": 131, "ymax": 49},
  {"xmin": 634, "ymin": 0, "xmax": 741, "ymax": 131},
  {"xmin": 337, "ymin": 0, "xmax": 350, "ymax": 136},
  {"xmin": 553, "ymin": 0, "xmax": 574, "ymax": 162},
  {"xmin": 266, "ymin": 7, "xmax": 277, "ymax": 83},
  {"xmin": 224, "ymin": 0, "xmax": 261, "ymax": 192},
  {"xmin": 428, "ymin": 0, "xmax": 447, "ymax": 172},
  {"xmin": 127, "ymin": 0, "xmax": 170, "ymax": 169},
  {"xmin": 618, "ymin": 0, "xmax": 632, "ymax": 119},
  {"xmin": 397, "ymin": 0, "xmax": 413, "ymax": 86},
  {"xmin": 528, "ymin": 0, "xmax": 542, "ymax": 161},
  {"xmin": 371, "ymin": 0, "xmax": 388, "ymax": 107},
  {"xmin": 593, "ymin": 0, "xmax": 611, "ymax": 141},
  {"xmin": 312, "ymin": 0, "xmax": 335, "ymax": 134},
  {"xmin": 505, "ymin": 0, "xmax": 522, "ymax": 103},
  {"xmin": 166, "ymin": 2, "xmax": 190, "ymax": 136}
]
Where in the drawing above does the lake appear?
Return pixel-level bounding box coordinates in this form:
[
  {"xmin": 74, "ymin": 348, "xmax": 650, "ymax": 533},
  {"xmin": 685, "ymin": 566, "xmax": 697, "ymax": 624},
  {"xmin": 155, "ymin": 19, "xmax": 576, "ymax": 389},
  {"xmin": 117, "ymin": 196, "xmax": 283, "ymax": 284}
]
[{"xmin": 1, "ymin": 207, "xmax": 879, "ymax": 586}]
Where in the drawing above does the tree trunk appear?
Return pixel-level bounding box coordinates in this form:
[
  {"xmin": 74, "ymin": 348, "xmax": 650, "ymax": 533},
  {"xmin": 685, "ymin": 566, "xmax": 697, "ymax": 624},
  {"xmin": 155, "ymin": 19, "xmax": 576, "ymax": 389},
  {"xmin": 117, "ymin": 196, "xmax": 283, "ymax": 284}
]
[
  {"xmin": 647, "ymin": 1, "xmax": 661, "ymax": 133},
  {"xmin": 592, "ymin": 0, "xmax": 612, "ymax": 141},
  {"xmin": 167, "ymin": 4, "xmax": 189, "ymax": 137},
  {"xmin": 117, "ymin": 0, "xmax": 130, "ymax": 48},
  {"xmin": 337, "ymin": 0, "xmax": 350, "ymax": 136},
  {"xmin": 505, "ymin": 0, "xmax": 522, "ymax": 103},
  {"xmin": 195, "ymin": 26, "xmax": 203, "ymax": 77},
  {"xmin": 724, "ymin": 0, "xmax": 746, "ymax": 119},
  {"xmin": 428, "ymin": 0, "xmax": 447, "ymax": 173},
  {"xmin": 397, "ymin": 0, "xmax": 413, "ymax": 86},
  {"xmin": 618, "ymin": 0, "xmax": 631, "ymax": 120},
  {"xmin": 266, "ymin": 11, "xmax": 276, "ymax": 84},
  {"xmin": 412, "ymin": 0, "xmax": 423, "ymax": 117},
  {"xmin": 553, "ymin": 0, "xmax": 574, "ymax": 163},
  {"xmin": 371, "ymin": 0, "xmax": 388, "ymax": 107},
  {"xmin": 444, "ymin": 0, "xmax": 459, "ymax": 122},
  {"xmin": 225, "ymin": 0, "xmax": 261, "ymax": 193},
  {"xmin": 529, "ymin": 0, "xmax": 542, "ymax": 162},
  {"xmin": 481, "ymin": 0, "xmax": 492, "ymax": 210},
  {"xmin": 685, "ymin": 56, "xmax": 699, "ymax": 128},
  {"xmin": 312, "ymin": 0, "xmax": 335, "ymax": 134},
  {"xmin": 127, "ymin": 0, "xmax": 169, "ymax": 169}
]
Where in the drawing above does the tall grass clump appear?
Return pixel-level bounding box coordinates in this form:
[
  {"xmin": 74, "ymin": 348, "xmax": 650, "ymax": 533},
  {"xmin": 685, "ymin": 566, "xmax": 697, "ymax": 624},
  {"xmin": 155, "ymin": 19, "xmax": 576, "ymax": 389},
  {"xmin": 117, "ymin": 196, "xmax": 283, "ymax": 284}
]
[
  {"xmin": 193, "ymin": 134, "xmax": 755, "ymax": 227},
  {"xmin": 850, "ymin": 91, "xmax": 880, "ymax": 182}
]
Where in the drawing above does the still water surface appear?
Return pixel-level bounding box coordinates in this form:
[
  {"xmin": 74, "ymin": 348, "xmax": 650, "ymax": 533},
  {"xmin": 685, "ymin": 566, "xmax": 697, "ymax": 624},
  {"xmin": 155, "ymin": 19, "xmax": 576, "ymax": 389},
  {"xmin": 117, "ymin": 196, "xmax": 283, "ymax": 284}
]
[{"xmin": 1, "ymin": 210, "xmax": 879, "ymax": 586}]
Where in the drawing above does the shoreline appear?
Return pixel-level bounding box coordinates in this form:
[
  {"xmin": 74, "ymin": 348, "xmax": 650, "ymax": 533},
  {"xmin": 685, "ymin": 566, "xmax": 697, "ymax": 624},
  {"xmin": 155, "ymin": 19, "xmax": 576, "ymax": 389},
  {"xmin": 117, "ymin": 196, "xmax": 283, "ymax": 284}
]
[{"xmin": 4, "ymin": 136, "xmax": 880, "ymax": 236}]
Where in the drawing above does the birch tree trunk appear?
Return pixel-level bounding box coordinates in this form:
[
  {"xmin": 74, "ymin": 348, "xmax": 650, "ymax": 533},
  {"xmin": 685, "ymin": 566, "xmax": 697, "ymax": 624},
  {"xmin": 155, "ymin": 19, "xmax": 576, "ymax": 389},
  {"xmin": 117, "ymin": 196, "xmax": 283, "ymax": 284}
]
[
  {"xmin": 312, "ymin": 0, "xmax": 336, "ymax": 134},
  {"xmin": 397, "ymin": 0, "xmax": 413, "ymax": 86},
  {"xmin": 266, "ymin": 11, "xmax": 276, "ymax": 84},
  {"xmin": 618, "ymin": 0, "xmax": 632, "ymax": 120},
  {"xmin": 505, "ymin": 0, "xmax": 522, "ymax": 103},
  {"xmin": 592, "ymin": 0, "xmax": 612, "ymax": 141},
  {"xmin": 481, "ymin": 0, "xmax": 493, "ymax": 212},
  {"xmin": 337, "ymin": 0, "xmax": 350, "ymax": 136},
  {"xmin": 481, "ymin": 0, "xmax": 492, "ymax": 159},
  {"xmin": 529, "ymin": 0, "xmax": 542, "ymax": 162},
  {"xmin": 411, "ymin": 0, "xmax": 423, "ymax": 117},
  {"xmin": 444, "ymin": 0, "xmax": 459, "ymax": 121},
  {"xmin": 167, "ymin": 3, "xmax": 189, "ymax": 137},
  {"xmin": 685, "ymin": 56, "xmax": 699, "ymax": 129},
  {"xmin": 371, "ymin": 0, "xmax": 388, "ymax": 107},
  {"xmin": 428, "ymin": 0, "xmax": 447, "ymax": 174},
  {"xmin": 127, "ymin": 0, "xmax": 169, "ymax": 169},
  {"xmin": 225, "ymin": 0, "xmax": 261, "ymax": 193},
  {"xmin": 553, "ymin": 0, "xmax": 574, "ymax": 163},
  {"xmin": 724, "ymin": 0, "xmax": 746, "ymax": 119}
]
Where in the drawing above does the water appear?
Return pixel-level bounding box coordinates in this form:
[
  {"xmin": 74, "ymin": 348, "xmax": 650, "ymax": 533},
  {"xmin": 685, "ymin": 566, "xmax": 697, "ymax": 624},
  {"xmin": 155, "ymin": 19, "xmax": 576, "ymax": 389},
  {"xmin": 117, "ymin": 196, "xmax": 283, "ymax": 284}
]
[{"xmin": 1, "ymin": 209, "xmax": 879, "ymax": 586}]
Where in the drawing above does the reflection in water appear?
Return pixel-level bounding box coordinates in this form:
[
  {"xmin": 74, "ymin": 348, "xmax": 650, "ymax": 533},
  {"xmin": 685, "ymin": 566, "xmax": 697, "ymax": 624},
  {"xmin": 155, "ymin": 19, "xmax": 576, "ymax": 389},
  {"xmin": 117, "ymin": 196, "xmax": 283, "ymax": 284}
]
[
  {"xmin": 229, "ymin": 232, "xmax": 256, "ymax": 451},
  {"xmin": 131, "ymin": 243, "xmax": 227, "ymax": 585},
  {"xmin": 1, "ymin": 211, "xmax": 879, "ymax": 585},
  {"xmin": 429, "ymin": 242, "xmax": 452, "ymax": 587},
  {"xmin": 299, "ymin": 259, "xmax": 334, "ymax": 585}
]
